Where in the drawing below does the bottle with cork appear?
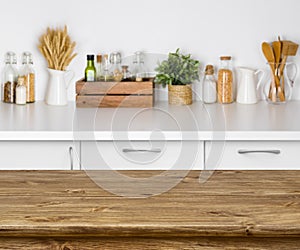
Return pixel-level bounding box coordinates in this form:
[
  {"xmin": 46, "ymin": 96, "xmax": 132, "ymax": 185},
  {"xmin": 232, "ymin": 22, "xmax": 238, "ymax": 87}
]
[
  {"xmin": 96, "ymin": 54, "xmax": 104, "ymax": 81},
  {"xmin": 217, "ymin": 56, "xmax": 233, "ymax": 104},
  {"xmin": 203, "ymin": 65, "xmax": 217, "ymax": 104}
]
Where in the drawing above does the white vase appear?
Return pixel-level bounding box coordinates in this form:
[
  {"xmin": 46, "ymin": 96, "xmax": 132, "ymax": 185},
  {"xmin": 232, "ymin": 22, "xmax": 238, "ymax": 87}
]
[{"xmin": 45, "ymin": 68, "xmax": 74, "ymax": 106}]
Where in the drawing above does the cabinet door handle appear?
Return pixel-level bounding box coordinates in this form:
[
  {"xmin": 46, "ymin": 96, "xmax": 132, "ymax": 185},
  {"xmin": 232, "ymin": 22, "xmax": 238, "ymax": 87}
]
[
  {"xmin": 122, "ymin": 148, "xmax": 162, "ymax": 154},
  {"xmin": 69, "ymin": 147, "xmax": 74, "ymax": 170},
  {"xmin": 238, "ymin": 149, "xmax": 281, "ymax": 155}
]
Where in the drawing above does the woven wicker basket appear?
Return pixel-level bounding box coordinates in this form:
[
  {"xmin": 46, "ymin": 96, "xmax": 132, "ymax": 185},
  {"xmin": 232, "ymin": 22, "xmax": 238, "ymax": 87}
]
[{"xmin": 168, "ymin": 85, "xmax": 193, "ymax": 105}]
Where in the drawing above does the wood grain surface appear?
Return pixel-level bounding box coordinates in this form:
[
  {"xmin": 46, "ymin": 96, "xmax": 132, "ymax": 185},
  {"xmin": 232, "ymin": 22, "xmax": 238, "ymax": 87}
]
[
  {"xmin": 76, "ymin": 95, "xmax": 153, "ymax": 108},
  {"xmin": 0, "ymin": 171, "xmax": 299, "ymax": 249},
  {"xmin": 76, "ymin": 80, "xmax": 153, "ymax": 95}
]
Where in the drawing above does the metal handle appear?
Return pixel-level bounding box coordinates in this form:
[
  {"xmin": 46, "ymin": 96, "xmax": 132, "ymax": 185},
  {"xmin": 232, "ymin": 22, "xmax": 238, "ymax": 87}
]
[
  {"xmin": 122, "ymin": 148, "xmax": 162, "ymax": 153},
  {"xmin": 69, "ymin": 147, "xmax": 74, "ymax": 170},
  {"xmin": 238, "ymin": 149, "xmax": 281, "ymax": 155}
]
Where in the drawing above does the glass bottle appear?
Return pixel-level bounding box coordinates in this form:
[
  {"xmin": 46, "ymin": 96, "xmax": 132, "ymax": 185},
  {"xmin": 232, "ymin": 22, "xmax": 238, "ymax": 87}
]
[
  {"xmin": 132, "ymin": 51, "xmax": 147, "ymax": 82},
  {"xmin": 2, "ymin": 52, "xmax": 18, "ymax": 103},
  {"xmin": 85, "ymin": 55, "xmax": 96, "ymax": 82},
  {"xmin": 217, "ymin": 56, "xmax": 233, "ymax": 104},
  {"xmin": 203, "ymin": 65, "xmax": 217, "ymax": 104},
  {"xmin": 96, "ymin": 54, "xmax": 104, "ymax": 81},
  {"xmin": 121, "ymin": 65, "xmax": 132, "ymax": 81},
  {"xmin": 103, "ymin": 54, "xmax": 113, "ymax": 82},
  {"xmin": 16, "ymin": 76, "xmax": 27, "ymax": 105},
  {"xmin": 21, "ymin": 52, "xmax": 35, "ymax": 103},
  {"xmin": 110, "ymin": 52, "xmax": 123, "ymax": 82}
]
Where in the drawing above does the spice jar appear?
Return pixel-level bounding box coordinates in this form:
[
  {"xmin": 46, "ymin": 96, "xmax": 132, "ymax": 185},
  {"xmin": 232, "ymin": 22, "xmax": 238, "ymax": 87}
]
[
  {"xmin": 121, "ymin": 65, "xmax": 132, "ymax": 81},
  {"xmin": 217, "ymin": 56, "xmax": 233, "ymax": 104},
  {"xmin": 2, "ymin": 52, "xmax": 18, "ymax": 103},
  {"xmin": 203, "ymin": 65, "xmax": 217, "ymax": 104},
  {"xmin": 16, "ymin": 77, "xmax": 27, "ymax": 105},
  {"xmin": 21, "ymin": 52, "xmax": 35, "ymax": 103}
]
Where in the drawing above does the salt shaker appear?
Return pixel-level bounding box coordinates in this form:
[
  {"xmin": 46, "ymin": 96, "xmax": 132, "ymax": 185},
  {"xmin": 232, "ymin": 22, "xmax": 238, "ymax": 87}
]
[{"xmin": 203, "ymin": 65, "xmax": 217, "ymax": 104}]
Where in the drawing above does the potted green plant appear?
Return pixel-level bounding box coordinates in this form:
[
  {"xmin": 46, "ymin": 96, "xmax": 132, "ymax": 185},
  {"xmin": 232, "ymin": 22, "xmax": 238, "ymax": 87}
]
[{"xmin": 155, "ymin": 49, "xmax": 200, "ymax": 105}]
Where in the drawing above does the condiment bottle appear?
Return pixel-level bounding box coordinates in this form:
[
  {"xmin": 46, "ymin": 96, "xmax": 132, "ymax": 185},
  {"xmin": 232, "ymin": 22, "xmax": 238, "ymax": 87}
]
[
  {"xmin": 85, "ymin": 55, "xmax": 96, "ymax": 82},
  {"xmin": 217, "ymin": 56, "xmax": 233, "ymax": 104},
  {"xmin": 15, "ymin": 77, "xmax": 27, "ymax": 105},
  {"xmin": 2, "ymin": 52, "xmax": 18, "ymax": 103},
  {"xmin": 110, "ymin": 52, "xmax": 123, "ymax": 82},
  {"xmin": 203, "ymin": 65, "xmax": 217, "ymax": 104},
  {"xmin": 96, "ymin": 54, "xmax": 104, "ymax": 81},
  {"xmin": 21, "ymin": 52, "xmax": 35, "ymax": 103},
  {"xmin": 132, "ymin": 51, "xmax": 147, "ymax": 82}
]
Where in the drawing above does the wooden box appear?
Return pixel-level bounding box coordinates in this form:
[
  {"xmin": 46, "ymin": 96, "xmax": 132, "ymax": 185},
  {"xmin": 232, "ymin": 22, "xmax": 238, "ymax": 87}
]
[{"xmin": 76, "ymin": 79, "xmax": 154, "ymax": 108}]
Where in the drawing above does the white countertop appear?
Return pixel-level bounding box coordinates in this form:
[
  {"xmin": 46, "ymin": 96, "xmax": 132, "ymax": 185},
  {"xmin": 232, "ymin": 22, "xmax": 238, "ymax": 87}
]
[{"xmin": 1, "ymin": 101, "xmax": 300, "ymax": 141}]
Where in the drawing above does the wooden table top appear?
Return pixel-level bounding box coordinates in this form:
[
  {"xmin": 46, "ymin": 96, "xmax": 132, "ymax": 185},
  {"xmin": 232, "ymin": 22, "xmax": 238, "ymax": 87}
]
[{"xmin": 0, "ymin": 170, "xmax": 300, "ymax": 238}]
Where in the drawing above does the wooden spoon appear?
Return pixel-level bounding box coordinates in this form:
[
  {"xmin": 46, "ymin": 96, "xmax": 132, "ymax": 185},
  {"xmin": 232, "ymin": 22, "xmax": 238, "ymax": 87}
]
[
  {"xmin": 279, "ymin": 41, "xmax": 299, "ymax": 96},
  {"xmin": 272, "ymin": 40, "xmax": 283, "ymax": 95},
  {"xmin": 272, "ymin": 41, "xmax": 281, "ymax": 75},
  {"xmin": 262, "ymin": 42, "xmax": 284, "ymax": 102}
]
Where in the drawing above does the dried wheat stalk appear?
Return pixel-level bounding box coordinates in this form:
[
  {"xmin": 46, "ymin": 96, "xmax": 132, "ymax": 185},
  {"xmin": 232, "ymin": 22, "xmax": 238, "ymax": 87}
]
[{"xmin": 38, "ymin": 25, "xmax": 77, "ymax": 71}]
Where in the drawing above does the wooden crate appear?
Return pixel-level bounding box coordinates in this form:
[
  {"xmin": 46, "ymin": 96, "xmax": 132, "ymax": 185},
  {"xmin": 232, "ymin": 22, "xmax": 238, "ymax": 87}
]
[{"xmin": 76, "ymin": 79, "xmax": 154, "ymax": 108}]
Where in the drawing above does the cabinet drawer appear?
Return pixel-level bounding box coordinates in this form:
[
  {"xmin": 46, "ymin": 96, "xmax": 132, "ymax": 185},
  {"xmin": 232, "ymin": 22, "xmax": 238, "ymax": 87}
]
[
  {"xmin": 82, "ymin": 141, "xmax": 204, "ymax": 170},
  {"xmin": 205, "ymin": 141, "xmax": 300, "ymax": 170},
  {"xmin": 0, "ymin": 141, "xmax": 80, "ymax": 170}
]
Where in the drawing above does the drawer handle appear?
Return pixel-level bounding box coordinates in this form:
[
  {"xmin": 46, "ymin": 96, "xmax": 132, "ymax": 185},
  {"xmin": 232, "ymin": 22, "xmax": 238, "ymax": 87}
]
[
  {"xmin": 122, "ymin": 148, "xmax": 162, "ymax": 154},
  {"xmin": 238, "ymin": 149, "xmax": 281, "ymax": 155},
  {"xmin": 69, "ymin": 147, "xmax": 74, "ymax": 170}
]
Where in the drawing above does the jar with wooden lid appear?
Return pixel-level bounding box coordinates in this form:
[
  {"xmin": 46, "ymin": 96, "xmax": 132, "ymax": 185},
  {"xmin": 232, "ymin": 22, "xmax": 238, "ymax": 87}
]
[{"xmin": 217, "ymin": 56, "xmax": 233, "ymax": 104}]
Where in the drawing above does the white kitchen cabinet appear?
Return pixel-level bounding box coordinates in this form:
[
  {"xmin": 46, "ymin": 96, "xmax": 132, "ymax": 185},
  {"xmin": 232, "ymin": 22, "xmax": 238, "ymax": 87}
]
[
  {"xmin": 205, "ymin": 141, "xmax": 300, "ymax": 170},
  {"xmin": 81, "ymin": 141, "xmax": 204, "ymax": 170},
  {"xmin": 0, "ymin": 141, "xmax": 80, "ymax": 170}
]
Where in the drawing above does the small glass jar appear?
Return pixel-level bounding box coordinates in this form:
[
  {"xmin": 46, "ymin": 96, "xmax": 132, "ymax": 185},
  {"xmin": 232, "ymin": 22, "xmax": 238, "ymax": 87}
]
[
  {"xmin": 21, "ymin": 52, "xmax": 35, "ymax": 103},
  {"xmin": 121, "ymin": 65, "xmax": 132, "ymax": 81},
  {"xmin": 203, "ymin": 65, "xmax": 217, "ymax": 104},
  {"xmin": 110, "ymin": 52, "xmax": 123, "ymax": 82},
  {"xmin": 217, "ymin": 56, "xmax": 233, "ymax": 104},
  {"xmin": 132, "ymin": 51, "xmax": 147, "ymax": 82},
  {"xmin": 2, "ymin": 52, "xmax": 18, "ymax": 103}
]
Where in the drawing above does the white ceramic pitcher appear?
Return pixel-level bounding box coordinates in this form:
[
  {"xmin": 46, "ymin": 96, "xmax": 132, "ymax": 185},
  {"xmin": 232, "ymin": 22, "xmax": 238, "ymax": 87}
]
[
  {"xmin": 45, "ymin": 68, "xmax": 74, "ymax": 106},
  {"xmin": 237, "ymin": 67, "xmax": 264, "ymax": 104}
]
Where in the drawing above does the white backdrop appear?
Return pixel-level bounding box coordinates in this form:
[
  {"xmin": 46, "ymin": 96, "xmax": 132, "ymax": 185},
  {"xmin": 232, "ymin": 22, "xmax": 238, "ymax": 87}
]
[{"xmin": 1, "ymin": 0, "xmax": 299, "ymax": 101}]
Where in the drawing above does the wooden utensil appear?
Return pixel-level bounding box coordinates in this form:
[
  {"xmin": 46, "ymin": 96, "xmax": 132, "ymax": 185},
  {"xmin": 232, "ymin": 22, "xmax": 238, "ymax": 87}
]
[
  {"xmin": 272, "ymin": 40, "xmax": 282, "ymax": 95},
  {"xmin": 272, "ymin": 41, "xmax": 282, "ymax": 75},
  {"xmin": 278, "ymin": 41, "xmax": 298, "ymax": 96},
  {"xmin": 279, "ymin": 41, "xmax": 298, "ymax": 77},
  {"xmin": 262, "ymin": 42, "xmax": 284, "ymax": 102}
]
